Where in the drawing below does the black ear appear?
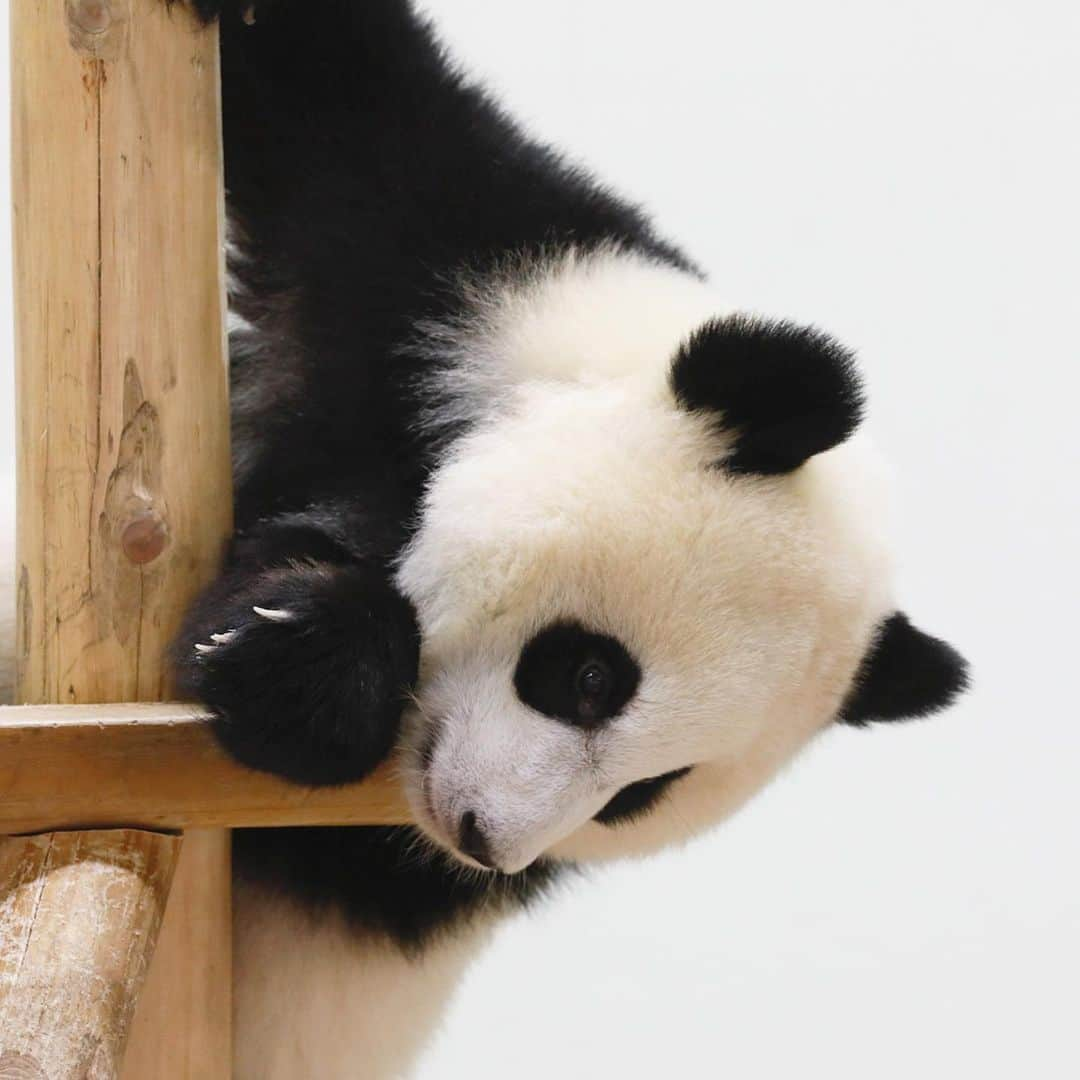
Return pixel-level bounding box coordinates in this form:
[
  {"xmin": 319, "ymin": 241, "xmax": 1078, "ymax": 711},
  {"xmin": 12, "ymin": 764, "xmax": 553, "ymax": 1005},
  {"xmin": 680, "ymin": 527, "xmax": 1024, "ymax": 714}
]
[
  {"xmin": 839, "ymin": 612, "xmax": 970, "ymax": 726},
  {"xmin": 670, "ymin": 315, "xmax": 865, "ymax": 475}
]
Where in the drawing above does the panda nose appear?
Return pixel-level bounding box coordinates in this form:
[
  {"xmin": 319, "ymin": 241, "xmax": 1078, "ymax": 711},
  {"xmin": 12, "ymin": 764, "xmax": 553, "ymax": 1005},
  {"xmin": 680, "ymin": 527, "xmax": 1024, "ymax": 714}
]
[{"xmin": 458, "ymin": 810, "xmax": 495, "ymax": 869}]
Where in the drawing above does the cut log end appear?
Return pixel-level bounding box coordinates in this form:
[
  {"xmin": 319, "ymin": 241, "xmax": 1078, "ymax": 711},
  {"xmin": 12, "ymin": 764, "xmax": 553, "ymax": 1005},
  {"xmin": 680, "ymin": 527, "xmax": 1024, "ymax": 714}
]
[{"xmin": 0, "ymin": 830, "xmax": 182, "ymax": 1077}]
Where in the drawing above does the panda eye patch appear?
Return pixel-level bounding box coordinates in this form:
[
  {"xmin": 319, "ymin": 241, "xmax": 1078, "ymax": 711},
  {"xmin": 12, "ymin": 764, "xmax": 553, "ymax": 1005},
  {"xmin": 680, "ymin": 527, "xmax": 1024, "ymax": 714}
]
[{"xmin": 514, "ymin": 621, "xmax": 640, "ymax": 728}]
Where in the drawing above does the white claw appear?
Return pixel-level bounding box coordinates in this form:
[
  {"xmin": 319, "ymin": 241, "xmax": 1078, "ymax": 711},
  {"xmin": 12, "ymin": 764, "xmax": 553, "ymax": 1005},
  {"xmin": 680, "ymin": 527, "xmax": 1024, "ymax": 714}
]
[
  {"xmin": 252, "ymin": 605, "xmax": 292, "ymax": 622},
  {"xmin": 210, "ymin": 630, "xmax": 237, "ymax": 645},
  {"xmin": 194, "ymin": 642, "xmax": 217, "ymax": 655}
]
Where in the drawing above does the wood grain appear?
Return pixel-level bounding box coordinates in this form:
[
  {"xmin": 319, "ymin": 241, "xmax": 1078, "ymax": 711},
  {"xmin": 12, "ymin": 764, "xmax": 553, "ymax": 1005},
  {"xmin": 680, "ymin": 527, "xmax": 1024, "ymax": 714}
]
[
  {"xmin": 0, "ymin": 703, "xmax": 412, "ymax": 833},
  {"xmin": 121, "ymin": 830, "xmax": 232, "ymax": 1079},
  {"xmin": 10, "ymin": 1, "xmax": 233, "ymax": 1073},
  {"xmin": 13, "ymin": 4, "xmax": 232, "ymax": 706},
  {"xmin": 0, "ymin": 829, "xmax": 181, "ymax": 1079}
]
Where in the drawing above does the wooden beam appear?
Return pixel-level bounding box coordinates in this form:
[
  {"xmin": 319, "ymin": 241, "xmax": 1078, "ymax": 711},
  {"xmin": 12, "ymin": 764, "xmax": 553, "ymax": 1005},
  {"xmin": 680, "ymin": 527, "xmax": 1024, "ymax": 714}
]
[
  {"xmin": 9, "ymin": 1, "xmax": 232, "ymax": 1073},
  {"xmin": 0, "ymin": 830, "xmax": 181, "ymax": 1079},
  {"xmin": 0, "ymin": 703, "xmax": 411, "ymax": 833}
]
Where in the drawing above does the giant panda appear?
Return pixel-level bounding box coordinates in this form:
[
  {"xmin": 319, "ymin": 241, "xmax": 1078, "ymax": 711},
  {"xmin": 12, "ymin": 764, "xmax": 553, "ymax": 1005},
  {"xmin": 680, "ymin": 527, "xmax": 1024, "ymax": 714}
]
[{"xmin": 148, "ymin": 1, "xmax": 972, "ymax": 1076}]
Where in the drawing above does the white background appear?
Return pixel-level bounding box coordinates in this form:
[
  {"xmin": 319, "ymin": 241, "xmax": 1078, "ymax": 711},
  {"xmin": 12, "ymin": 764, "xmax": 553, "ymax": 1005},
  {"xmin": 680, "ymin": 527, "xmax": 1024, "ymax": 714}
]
[{"xmin": 2, "ymin": 2, "xmax": 1078, "ymax": 1078}]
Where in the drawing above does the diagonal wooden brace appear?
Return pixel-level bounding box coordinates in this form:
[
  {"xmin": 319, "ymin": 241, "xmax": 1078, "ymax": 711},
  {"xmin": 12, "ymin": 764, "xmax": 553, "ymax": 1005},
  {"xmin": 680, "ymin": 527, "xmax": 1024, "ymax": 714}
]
[{"xmin": 0, "ymin": 830, "xmax": 182, "ymax": 1079}]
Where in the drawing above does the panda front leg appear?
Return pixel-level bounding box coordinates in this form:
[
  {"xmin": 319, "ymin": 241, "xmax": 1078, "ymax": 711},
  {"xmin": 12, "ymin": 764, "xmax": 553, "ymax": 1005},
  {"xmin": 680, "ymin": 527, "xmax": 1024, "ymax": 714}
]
[{"xmin": 174, "ymin": 525, "xmax": 420, "ymax": 786}]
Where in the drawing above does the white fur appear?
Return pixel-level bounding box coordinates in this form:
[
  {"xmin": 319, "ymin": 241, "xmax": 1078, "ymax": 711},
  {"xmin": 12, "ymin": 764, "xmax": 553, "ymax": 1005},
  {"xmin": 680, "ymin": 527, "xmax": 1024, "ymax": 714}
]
[
  {"xmin": 396, "ymin": 248, "xmax": 896, "ymax": 872},
  {"xmin": 0, "ymin": 249, "xmax": 901, "ymax": 1079},
  {"xmin": 234, "ymin": 882, "xmax": 486, "ymax": 1079},
  {"xmin": 233, "ymin": 249, "xmax": 899, "ymax": 1072},
  {"xmin": 404, "ymin": 245, "xmax": 722, "ymax": 444}
]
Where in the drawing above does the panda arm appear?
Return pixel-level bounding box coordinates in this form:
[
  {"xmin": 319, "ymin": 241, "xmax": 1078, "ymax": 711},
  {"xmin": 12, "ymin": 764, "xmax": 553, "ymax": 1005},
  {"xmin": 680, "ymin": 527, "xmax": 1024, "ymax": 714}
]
[{"xmin": 172, "ymin": 509, "xmax": 420, "ymax": 786}]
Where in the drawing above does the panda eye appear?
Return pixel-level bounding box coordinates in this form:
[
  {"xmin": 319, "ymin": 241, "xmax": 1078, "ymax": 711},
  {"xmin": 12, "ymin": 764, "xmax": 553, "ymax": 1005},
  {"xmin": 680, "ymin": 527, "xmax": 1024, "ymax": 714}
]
[
  {"xmin": 575, "ymin": 659, "xmax": 612, "ymax": 718},
  {"xmin": 514, "ymin": 621, "xmax": 640, "ymax": 728}
]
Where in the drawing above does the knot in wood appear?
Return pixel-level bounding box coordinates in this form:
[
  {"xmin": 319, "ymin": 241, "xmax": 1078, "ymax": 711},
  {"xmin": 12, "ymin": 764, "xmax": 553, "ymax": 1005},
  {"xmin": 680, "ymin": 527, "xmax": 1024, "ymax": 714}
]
[
  {"xmin": 121, "ymin": 512, "xmax": 169, "ymax": 565},
  {"xmin": 65, "ymin": 0, "xmax": 126, "ymax": 59},
  {"xmin": 71, "ymin": 1, "xmax": 111, "ymax": 35}
]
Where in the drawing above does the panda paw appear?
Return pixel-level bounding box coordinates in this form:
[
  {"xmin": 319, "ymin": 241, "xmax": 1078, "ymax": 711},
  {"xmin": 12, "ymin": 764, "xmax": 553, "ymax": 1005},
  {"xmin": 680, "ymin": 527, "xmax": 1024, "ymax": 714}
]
[{"xmin": 175, "ymin": 562, "xmax": 420, "ymax": 786}]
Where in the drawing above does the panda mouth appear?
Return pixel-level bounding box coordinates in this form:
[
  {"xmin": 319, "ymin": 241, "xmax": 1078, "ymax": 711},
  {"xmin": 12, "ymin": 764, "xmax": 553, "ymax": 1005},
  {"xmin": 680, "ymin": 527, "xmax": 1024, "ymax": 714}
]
[
  {"xmin": 410, "ymin": 726, "xmax": 491, "ymax": 867},
  {"xmin": 593, "ymin": 767, "xmax": 693, "ymax": 826},
  {"xmin": 406, "ymin": 708, "xmax": 693, "ymax": 872},
  {"xmin": 418, "ymin": 784, "xmax": 501, "ymax": 873},
  {"xmin": 417, "ymin": 763, "xmax": 442, "ymax": 842}
]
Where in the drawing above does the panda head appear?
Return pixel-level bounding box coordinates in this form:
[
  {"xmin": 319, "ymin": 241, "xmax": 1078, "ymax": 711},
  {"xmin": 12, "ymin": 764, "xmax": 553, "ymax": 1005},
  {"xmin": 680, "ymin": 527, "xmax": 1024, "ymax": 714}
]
[{"xmin": 395, "ymin": 257, "xmax": 968, "ymax": 874}]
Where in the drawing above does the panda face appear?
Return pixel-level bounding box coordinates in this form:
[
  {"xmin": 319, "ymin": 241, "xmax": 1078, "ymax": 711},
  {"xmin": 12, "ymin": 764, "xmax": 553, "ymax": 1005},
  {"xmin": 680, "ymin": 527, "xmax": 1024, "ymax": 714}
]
[
  {"xmin": 394, "ymin": 250, "xmax": 966, "ymax": 874},
  {"xmin": 396, "ymin": 378, "xmax": 895, "ymax": 873}
]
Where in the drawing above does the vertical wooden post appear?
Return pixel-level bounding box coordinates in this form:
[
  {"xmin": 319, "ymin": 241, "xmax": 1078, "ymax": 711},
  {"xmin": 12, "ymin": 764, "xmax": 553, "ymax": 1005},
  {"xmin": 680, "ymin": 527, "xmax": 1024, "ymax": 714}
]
[
  {"xmin": 8, "ymin": 1, "xmax": 232, "ymax": 1075},
  {"xmin": 121, "ymin": 829, "xmax": 232, "ymax": 1078}
]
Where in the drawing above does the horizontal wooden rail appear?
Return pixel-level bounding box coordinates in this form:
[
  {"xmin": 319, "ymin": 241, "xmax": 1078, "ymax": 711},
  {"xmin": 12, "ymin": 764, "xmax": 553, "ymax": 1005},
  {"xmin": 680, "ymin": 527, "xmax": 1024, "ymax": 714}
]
[{"xmin": 0, "ymin": 704, "xmax": 412, "ymax": 834}]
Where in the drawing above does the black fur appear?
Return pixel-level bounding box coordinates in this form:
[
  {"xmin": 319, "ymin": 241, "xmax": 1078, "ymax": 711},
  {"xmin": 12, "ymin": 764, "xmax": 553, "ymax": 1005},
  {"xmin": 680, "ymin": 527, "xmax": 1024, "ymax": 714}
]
[
  {"xmin": 514, "ymin": 621, "xmax": 642, "ymax": 729},
  {"xmin": 170, "ymin": 0, "xmax": 688, "ymax": 944},
  {"xmin": 175, "ymin": 561, "xmax": 420, "ymax": 785},
  {"xmin": 168, "ymin": 0, "xmax": 965, "ymax": 955},
  {"xmin": 594, "ymin": 768, "xmax": 693, "ymax": 826},
  {"xmin": 233, "ymin": 827, "xmax": 565, "ymax": 953},
  {"xmin": 670, "ymin": 315, "xmax": 864, "ymax": 474},
  {"xmin": 206, "ymin": 0, "xmax": 687, "ymax": 527},
  {"xmin": 839, "ymin": 612, "xmax": 970, "ymax": 726}
]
